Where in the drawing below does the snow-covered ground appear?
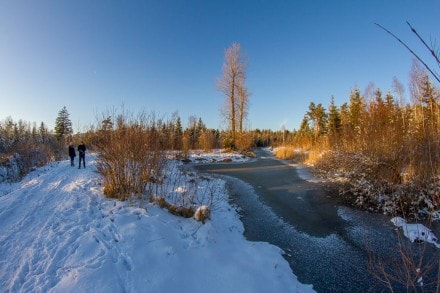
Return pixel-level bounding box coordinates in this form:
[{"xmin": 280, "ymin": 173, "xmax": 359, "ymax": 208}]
[
  {"xmin": 0, "ymin": 154, "xmax": 314, "ymax": 292},
  {"xmin": 182, "ymin": 149, "xmax": 251, "ymax": 164}
]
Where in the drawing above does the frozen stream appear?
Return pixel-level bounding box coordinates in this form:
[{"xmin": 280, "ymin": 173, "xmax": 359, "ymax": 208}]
[{"xmin": 195, "ymin": 148, "xmax": 439, "ymax": 292}]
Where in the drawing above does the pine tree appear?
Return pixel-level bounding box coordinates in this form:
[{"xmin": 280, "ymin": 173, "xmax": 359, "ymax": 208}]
[
  {"xmin": 54, "ymin": 106, "xmax": 73, "ymax": 140},
  {"xmin": 347, "ymin": 88, "xmax": 366, "ymax": 150},
  {"xmin": 196, "ymin": 117, "xmax": 206, "ymax": 136},
  {"xmin": 101, "ymin": 116, "xmax": 113, "ymax": 131},
  {"xmin": 307, "ymin": 102, "xmax": 327, "ymax": 140},
  {"xmin": 297, "ymin": 116, "xmax": 312, "ymax": 147},
  {"xmin": 327, "ymin": 96, "xmax": 342, "ymax": 146},
  {"xmin": 39, "ymin": 122, "xmax": 48, "ymax": 143},
  {"xmin": 174, "ymin": 116, "xmax": 183, "ymax": 150}
]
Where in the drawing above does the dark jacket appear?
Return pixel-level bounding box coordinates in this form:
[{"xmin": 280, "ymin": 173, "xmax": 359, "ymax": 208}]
[
  {"xmin": 77, "ymin": 144, "xmax": 86, "ymax": 156},
  {"xmin": 68, "ymin": 146, "xmax": 76, "ymax": 158}
]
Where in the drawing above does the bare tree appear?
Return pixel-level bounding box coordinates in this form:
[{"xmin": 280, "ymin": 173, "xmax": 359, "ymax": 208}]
[
  {"xmin": 217, "ymin": 42, "xmax": 248, "ymax": 148},
  {"xmin": 392, "ymin": 77, "xmax": 406, "ymax": 107}
]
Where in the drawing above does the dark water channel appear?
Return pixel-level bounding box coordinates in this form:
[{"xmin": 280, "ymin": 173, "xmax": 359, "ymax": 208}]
[{"xmin": 194, "ymin": 149, "xmax": 439, "ymax": 292}]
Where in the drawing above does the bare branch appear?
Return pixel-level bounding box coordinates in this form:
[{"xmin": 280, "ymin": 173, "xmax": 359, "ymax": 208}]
[
  {"xmin": 375, "ymin": 23, "xmax": 440, "ymax": 84},
  {"xmin": 406, "ymin": 21, "xmax": 440, "ymax": 67}
]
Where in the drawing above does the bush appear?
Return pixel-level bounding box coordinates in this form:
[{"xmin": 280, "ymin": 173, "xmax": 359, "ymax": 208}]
[
  {"xmin": 0, "ymin": 118, "xmax": 64, "ymax": 183},
  {"xmin": 95, "ymin": 113, "xmax": 166, "ymax": 201},
  {"xmin": 313, "ymin": 150, "xmax": 439, "ymax": 219},
  {"xmin": 149, "ymin": 161, "xmax": 224, "ymax": 221}
]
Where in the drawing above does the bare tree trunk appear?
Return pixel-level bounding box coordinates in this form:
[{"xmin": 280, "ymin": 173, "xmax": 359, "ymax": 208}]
[
  {"xmin": 230, "ymin": 74, "xmax": 236, "ymax": 144},
  {"xmin": 237, "ymin": 83, "xmax": 249, "ymax": 134}
]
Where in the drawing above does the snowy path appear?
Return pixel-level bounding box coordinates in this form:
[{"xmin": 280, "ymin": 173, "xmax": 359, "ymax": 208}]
[
  {"xmin": 0, "ymin": 160, "xmax": 132, "ymax": 292},
  {"xmin": 0, "ymin": 157, "xmax": 313, "ymax": 292}
]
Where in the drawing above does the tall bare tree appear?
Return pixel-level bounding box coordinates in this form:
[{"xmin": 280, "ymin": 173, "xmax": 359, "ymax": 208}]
[{"xmin": 217, "ymin": 42, "xmax": 248, "ymax": 148}]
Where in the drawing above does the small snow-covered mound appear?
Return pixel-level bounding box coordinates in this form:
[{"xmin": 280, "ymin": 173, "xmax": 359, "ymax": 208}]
[
  {"xmin": 391, "ymin": 217, "xmax": 440, "ymax": 248},
  {"xmin": 194, "ymin": 205, "xmax": 210, "ymax": 223}
]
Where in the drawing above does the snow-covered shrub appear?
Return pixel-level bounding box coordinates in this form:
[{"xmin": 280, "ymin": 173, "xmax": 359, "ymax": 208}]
[
  {"xmin": 150, "ymin": 160, "xmax": 224, "ymax": 220},
  {"xmin": 313, "ymin": 150, "xmax": 440, "ymax": 219},
  {"xmin": 0, "ymin": 118, "xmax": 63, "ymax": 183}
]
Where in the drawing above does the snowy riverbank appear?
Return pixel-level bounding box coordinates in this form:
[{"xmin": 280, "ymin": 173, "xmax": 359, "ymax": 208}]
[{"xmin": 0, "ymin": 154, "xmax": 314, "ymax": 292}]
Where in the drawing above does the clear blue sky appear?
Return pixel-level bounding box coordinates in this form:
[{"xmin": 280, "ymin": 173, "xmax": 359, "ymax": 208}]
[{"xmin": 1, "ymin": 0, "xmax": 439, "ymax": 131}]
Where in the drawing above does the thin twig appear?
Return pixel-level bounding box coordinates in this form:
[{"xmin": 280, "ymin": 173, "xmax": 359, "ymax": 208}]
[
  {"xmin": 406, "ymin": 21, "xmax": 440, "ymax": 67},
  {"xmin": 375, "ymin": 23, "xmax": 440, "ymax": 84}
]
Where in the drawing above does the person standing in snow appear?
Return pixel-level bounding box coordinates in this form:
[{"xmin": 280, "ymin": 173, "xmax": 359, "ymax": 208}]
[
  {"xmin": 77, "ymin": 141, "xmax": 86, "ymax": 169},
  {"xmin": 68, "ymin": 143, "xmax": 76, "ymax": 167}
]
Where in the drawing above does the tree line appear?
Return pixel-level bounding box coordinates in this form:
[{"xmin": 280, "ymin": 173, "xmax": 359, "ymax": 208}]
[
  {"xmin": 0, "ymin": 116, "xmax": 63, "ymax": 181},
  {"xmin": 281, "ymin": 62, "xmax": 439, "ymax": 218}
]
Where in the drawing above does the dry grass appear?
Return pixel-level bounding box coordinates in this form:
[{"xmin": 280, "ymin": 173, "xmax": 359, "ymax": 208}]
[
  {"xmin": 274, "ymin": 146, "xmax": 304, "ymax": 162},
  {"xmin": 150, "ymin": 196, "xmax": 195, "ymax": 218}
]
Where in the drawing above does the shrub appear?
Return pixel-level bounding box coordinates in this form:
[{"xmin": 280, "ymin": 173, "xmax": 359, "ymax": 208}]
[
  {"xmin": 313, "ymin": 150, "xmax": 439, "ymax": 219},
  {"xmin": 95, "ymin": 112, "xmax": 166, "ymax": 201},
  {"xmin": 0, "ymin": 118, "xmax": 63, "ymax": 183},
  {"xmin": 150, "ymin": 161, "xmax": 223, "ymax": 221}
]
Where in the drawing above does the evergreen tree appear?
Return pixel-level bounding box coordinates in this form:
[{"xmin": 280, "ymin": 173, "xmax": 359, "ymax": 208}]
[
  {"xmin": 39, "ymin": 122, "xmax": 48, "ymax": 143},
  {"xmin": 348, "ymin": 88, "xmax": 365, "ymax": 131},
  {"xmin": 101, "ymin": 116, "xmax": 113, "ymax": 131},
  {"xmin": 327, "ymin": 96, "xmax": 342, "ymax": 146},
  {"xmin": 307, "ymin": 102, "xmax": 327, "ymax": 140},
  {"xmin": 298, "ymin": 116, "xmax": 311, "ymax": 136},
  {"xmin": 297, "ymin": 116, "xmax": 312, "ymax": 147},
  {"xmin": 174, "ymin": 116, "xmax": 183, "ymax": 150},
  {"xmin": 347, "ymin": 88, "xmax": 366, "ymax": 150},
  {"xmin": 54, "ymin": 106, "xmax": 73, "ymax": 140},
  {"xmin": 196, "ymin": 117, "xmax": 206, "ymax": 136}
]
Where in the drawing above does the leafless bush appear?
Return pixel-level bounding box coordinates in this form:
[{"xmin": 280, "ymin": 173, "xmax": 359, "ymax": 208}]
[
  {"xmin": 95, "ymin": 111, "xmax": 167, "ymax": 201},
  {"xmin": 368, "ymin": 218, "xmax": 440, "ymax": 292},
  {"xmin": 181, "ymin": 133, "xmax": 190, "ymax": 159},
  {"xmin": 235, "ymin": 131, "xmax": 254, "ymax": 151},
  {"xmin": 198, "ymin": 130, "xmax": 215, "ymax": 152},
  {"xmin": 150, "ymin": 160, "xmax": 224, "ymax": 219}
]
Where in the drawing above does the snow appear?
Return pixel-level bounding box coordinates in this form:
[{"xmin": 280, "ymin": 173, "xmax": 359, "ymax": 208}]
[
  {"xmin": 0, "ymin": 154, "xmax": 314, "ymax": 292},
  {"xmin": 183, "ymin": 149, "xmax": 251, "ymax": 163},
  {"xmin": 391, "ymin": 217, "xmax": 440, "ymax": 248},
  {"xmin": 288, "ymin": 163, "xmax": 321, "ymax": 183}
]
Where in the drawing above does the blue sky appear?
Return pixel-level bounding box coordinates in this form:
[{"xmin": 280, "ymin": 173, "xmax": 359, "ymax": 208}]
[{"xmin": 0, "ymin": 0, "xmax": 439, "ymax": 131}]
